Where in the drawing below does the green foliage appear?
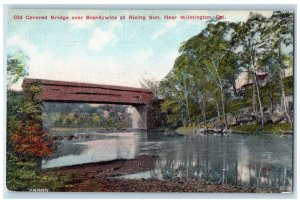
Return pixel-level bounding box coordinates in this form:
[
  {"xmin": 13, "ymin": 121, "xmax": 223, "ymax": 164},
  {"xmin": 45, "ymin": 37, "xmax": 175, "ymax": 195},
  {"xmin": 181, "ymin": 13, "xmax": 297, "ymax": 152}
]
[
  {"xmin": 43, "ymin": 103, "xmax": 131, "ymax": 129},
  {"xmin": 6, "ymin": 51, "xmax": 66, "ymax": 191},
  {"xmin": 139, "ymin": 78, "xmax": 160, "ymax": 99},
  {"xmin": 160, "ymin": 21, "xmax": 240, "ymax": 127},
  {"xmin": 7, "ymin": 91, "xmax": 24, "ymax": 135},
  {"xmin": 230, "ymin": 123, "xmax": 292, "ymax": 134},
  {"xmin": 283, "ymin": 76, "xmax": 293, "ymax": 95},
  {"xmin": 7, "ymin": 51, "xmax": 28, "ymax": 87},
  {"xmin": 226, "ymin": 75, "xmax": 292, "ymax": 116},
  {"xmin": 159, "ymin": 11, "xmax": 294, "ymax": 128},
  {"xmin": 226, "ymin": 98, "xmax": 252, "ymax": 116},
  {"xmin": 7, "ymin": 89, "xmax": 63, "ymax": 191},
  {"xmin": 176, "ymin": 125, "xmax": 200, "ymax": 135},
  {"xmin": 6, "ymin": 153, "xmax": 64, "ymax": 191}
]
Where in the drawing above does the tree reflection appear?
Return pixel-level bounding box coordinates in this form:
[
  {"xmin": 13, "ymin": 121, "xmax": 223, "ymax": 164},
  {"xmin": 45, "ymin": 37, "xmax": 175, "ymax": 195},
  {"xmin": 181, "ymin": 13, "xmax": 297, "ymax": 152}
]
[{"xmin": 146, "ymin": 134, "xmax": 292, "ymax": 191}]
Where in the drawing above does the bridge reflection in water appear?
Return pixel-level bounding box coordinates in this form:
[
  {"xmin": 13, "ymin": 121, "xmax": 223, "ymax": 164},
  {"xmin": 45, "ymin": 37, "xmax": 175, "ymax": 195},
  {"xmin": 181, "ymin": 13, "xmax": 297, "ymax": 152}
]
[{"xmin": 42, "ymin": 131, "xmax": 292, "ymax": 192}]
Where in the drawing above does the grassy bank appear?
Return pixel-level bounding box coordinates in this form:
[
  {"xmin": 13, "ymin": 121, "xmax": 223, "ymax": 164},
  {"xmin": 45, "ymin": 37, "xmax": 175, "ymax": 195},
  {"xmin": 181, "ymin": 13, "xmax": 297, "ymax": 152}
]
[
  {"xmin": 176, "ymin": 125, "xmax": 200, "ymax": 135},
  {"xmin": 176, "ymin": 123, "xmax": 293, "ymax": 136},
  {"xmin": 230, "ymin": 123, "xmax": 293, "ymax": 135},
  {"xmin": 48, "ymin": 127, "xmax": 132, "ymax": 133}
]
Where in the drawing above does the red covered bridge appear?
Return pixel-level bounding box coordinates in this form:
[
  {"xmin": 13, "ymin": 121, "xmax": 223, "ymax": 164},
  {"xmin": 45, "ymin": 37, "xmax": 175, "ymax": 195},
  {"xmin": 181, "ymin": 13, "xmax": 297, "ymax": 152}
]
[{"xmin": 22, "ymin": 78, "xmax": 154, "ymax": 129}]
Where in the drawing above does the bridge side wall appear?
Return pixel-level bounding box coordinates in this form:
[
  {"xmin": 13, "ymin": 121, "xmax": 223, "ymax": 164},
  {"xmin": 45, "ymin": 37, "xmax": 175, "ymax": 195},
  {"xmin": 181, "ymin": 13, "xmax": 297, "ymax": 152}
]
[
  {"xmin": 23, "ymin": 78, "xmax": 154, "ymax": 130},
  {"xmin": 22, "ymin": 78, "xmax": 153, "ymax": 106}
]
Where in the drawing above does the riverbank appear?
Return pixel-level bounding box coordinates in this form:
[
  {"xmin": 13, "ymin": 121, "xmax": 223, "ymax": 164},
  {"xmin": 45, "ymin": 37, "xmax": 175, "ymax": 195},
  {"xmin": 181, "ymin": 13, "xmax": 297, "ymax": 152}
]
[
  {"xmin": 49, "ymin": 127, "xmax": 133, "ymax": 133},
  {"xmin": 48, "ymin": 127, "xmax": 140, "ymax": 141},
  {"xmin": 46, "ymin": 155, "xmax": 276, "ymax": 192},
  {"xmin": 175, "ymin": 123, "xmax": 293, "ymax": 136}
]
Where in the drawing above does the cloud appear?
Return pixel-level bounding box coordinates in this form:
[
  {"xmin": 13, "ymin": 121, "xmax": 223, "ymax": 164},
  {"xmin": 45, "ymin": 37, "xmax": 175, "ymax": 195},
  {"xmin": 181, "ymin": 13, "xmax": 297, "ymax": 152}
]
[
  {"xmin": 7, "ymin": 36, "xmax": 159, "ymax": 90},
  {"xmin": 151, "ymin": 20, "xmax": 178, "ymax": 40},
  {"xmin": 150, "ymin": 10, "xmax": 210, "ymax": 40},
  {"xmin": 133, "ymin": 49, "xmax": 154, "ymax": 63},
  {"xmin": 7, "ymin": 35, "xmax": 56, "ymax": 90},
  {"xmin": 87, "ymin": 28, "xmax": 118, "ymax": 51},
  {"xmin": 7, "ymin": 36, "xmax": 178, "ymax": 91},
  {"xmin": 108, "ymin": 21, "xmax": 122, "ymax": 30},
  {"xmin": 131, "ymin": 48, "xmax": 179, "ymax": 83},
  {"xmin": 7, "ymin": 35, "xmax": 38, "ymax": 55},
  {"xmin": 87, "ymin": 21, "xmax": 122, "ymax": 52}
]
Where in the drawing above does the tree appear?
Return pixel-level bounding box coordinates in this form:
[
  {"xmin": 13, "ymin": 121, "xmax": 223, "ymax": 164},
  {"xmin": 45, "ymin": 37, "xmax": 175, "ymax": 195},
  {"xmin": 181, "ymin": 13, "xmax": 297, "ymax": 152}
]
[
  {"xmin": 7, "ymin": 51, "xmax": 53, "ymax": 165},
  {"xmin": 7, "ymin": 51, "xmax": 29, "ymax": 150},
  {"xmin": 139, "ymin": 78, "xmax": 160, "ymax": 99},
  {"xmin": 6, "ymin": 51, "xmax": 63, "ymax": 191},
  {"xmin": 159, "ymin": 11, "xmax": 293, "ymax": 131},
  {"xmin": 91, "ymin": 114, "xmax": 101, "ymax": 126},
  {"xmin": 178, "ymin": 21, "xmax": 240, "ymax": 130},
  {"xmin": 235, "ymin": 13, "xmax": 267, "ymax": 126},
  {"xmin": 159, "ymin": 71, "xmax": 188, "ymax": 126},
  {"xmin": 188, "ymin": 66, "xmax": 214, "ymax": 131},
  {"xmin": 179, "ymin": 42, "xmax": 217, "ymax": 130},
  {"xmin": 159, "ymin": 21, "xmax": 243, "ymax": 130},
  {"xmin": 10, "ymin": 81, "xmax": 53, "ymax": 166},
  {"xmin": 7, "ymin": 51, "xmax": 28, "ymax": 88},
  {"xmin": 201, "ymin": 22, "xmax": 240, "ymax": 131},
  {"xmin": 261, "ymin": 11, "xmax": 293, "ymax": 125}
]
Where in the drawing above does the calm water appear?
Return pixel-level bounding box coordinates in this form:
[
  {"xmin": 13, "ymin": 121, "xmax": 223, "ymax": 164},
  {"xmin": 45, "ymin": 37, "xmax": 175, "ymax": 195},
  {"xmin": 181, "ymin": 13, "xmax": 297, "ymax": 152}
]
[{"xmin": 42, "ymin": 131, "xmax": 293, "ymax": 192}]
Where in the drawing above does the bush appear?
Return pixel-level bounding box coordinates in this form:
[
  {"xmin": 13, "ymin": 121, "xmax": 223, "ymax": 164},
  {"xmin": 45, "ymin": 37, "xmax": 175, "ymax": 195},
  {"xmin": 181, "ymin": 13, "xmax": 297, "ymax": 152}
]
[
  {"xmin": 6, "ymin": 153, "xmax": 64, "ymax": 191},
  {"xmin": 6, "ymin": 84, "xmax": 64, "ymax": 191}
]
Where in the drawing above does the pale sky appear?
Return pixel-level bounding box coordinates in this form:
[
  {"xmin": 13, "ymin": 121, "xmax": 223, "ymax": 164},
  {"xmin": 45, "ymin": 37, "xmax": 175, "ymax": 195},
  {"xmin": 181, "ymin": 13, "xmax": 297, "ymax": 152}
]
[{"xmin": 7, "ymin": 9, "xmax": 273, "ymax": 90}]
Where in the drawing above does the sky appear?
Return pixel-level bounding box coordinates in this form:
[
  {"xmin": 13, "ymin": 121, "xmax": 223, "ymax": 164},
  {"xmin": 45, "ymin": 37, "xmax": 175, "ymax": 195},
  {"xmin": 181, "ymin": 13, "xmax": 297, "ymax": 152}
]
[{"xmin": 7, "ymin": 9, "xmax": 274, "ymax": 90}]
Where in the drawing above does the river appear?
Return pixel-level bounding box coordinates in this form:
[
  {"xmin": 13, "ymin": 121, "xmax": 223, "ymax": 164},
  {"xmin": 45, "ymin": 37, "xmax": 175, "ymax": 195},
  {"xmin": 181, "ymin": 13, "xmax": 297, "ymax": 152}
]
[{"xmin": 42, "ymin": 131, "xmax": 293, "ymax": 192}]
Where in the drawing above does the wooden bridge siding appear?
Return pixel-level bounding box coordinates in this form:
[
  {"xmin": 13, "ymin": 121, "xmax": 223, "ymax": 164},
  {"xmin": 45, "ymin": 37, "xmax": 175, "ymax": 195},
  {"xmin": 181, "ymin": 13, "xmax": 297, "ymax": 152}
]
[
  {"xmin": 22, "ymin": 79, "xmax": 153, "ymax": 105},
  {"xmin": 38, "ymin": 85, "xmax": 152, "ymax": 105}
]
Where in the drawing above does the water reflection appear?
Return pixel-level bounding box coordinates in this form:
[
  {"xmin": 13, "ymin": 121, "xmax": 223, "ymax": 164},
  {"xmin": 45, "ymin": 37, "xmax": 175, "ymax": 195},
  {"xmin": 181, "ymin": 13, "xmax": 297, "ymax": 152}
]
[
  {"xmin": 43, "ymin": 131, "xmax": 293, "ymax": 192},
  {"xmin": 42, "ymin": 132, "xmax": 140, "ymax": 168}
]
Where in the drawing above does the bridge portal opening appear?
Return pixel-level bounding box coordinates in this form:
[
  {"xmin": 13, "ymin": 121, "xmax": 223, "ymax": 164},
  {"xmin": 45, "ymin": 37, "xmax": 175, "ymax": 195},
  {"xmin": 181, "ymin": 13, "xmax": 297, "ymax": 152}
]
[{"xmin": 42, "ymin": 102, "xmax": 146, "ymax": 133}]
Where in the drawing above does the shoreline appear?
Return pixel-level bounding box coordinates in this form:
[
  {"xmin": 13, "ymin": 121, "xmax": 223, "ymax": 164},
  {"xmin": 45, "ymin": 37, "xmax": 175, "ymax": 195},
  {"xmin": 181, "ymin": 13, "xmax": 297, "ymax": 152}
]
[
  {"xmin": 46, "ymin": 155, "xmax": 277, "ymax": 193},
  {"xmin": 175, "ymin": 125, "xmax": 293, "ymax": 137}
]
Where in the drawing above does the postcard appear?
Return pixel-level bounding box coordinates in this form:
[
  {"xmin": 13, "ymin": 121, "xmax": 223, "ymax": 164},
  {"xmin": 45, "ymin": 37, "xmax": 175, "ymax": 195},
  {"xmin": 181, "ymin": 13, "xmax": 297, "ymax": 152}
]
[{"xmin": 5, "ymin": 8, "xmax": 294, "ymax": 193}]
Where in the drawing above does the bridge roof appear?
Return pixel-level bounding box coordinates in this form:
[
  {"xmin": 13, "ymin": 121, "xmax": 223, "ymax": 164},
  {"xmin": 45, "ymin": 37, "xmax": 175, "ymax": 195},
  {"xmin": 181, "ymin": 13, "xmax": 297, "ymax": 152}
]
[
  {"xmin": 22, "ymin": 78, "xmax": 153, "ymax": 105},
  {"xmin": 22, "ymin": 78, "xmax": 153, "ymax": 93}
]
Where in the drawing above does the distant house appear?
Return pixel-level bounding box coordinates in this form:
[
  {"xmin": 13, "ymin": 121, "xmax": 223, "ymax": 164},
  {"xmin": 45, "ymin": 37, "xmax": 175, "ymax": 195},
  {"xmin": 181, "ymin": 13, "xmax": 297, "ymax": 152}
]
[
  {"xmin": 239, "ymin": 73, "xmax": 269, "ymax": 90},
  {"xmin": 224, "ymin": 66, "xmax": 293, "ymax": 100},
  {"xmin": 236, "ymin": 66, "xmax": 292, "ymax": 91},
  {"xmin": 240, "ymin": 82, "xmax": 253, "ymax": 90},
  {"xmin": 231, "ymin": 72, "xmax": 271, "ymax": 98},
  {"xmin": 256, "ymin": 73, "xmax": 269, "ymax": 87}
]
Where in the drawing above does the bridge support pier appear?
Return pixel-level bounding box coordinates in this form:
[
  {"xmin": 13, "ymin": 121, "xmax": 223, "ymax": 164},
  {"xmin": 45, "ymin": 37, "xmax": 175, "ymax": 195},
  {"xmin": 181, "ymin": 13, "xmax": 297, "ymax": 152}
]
[{"xmin": 134, "ymin": 105, "xmax": 150, "ymax": 130}]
